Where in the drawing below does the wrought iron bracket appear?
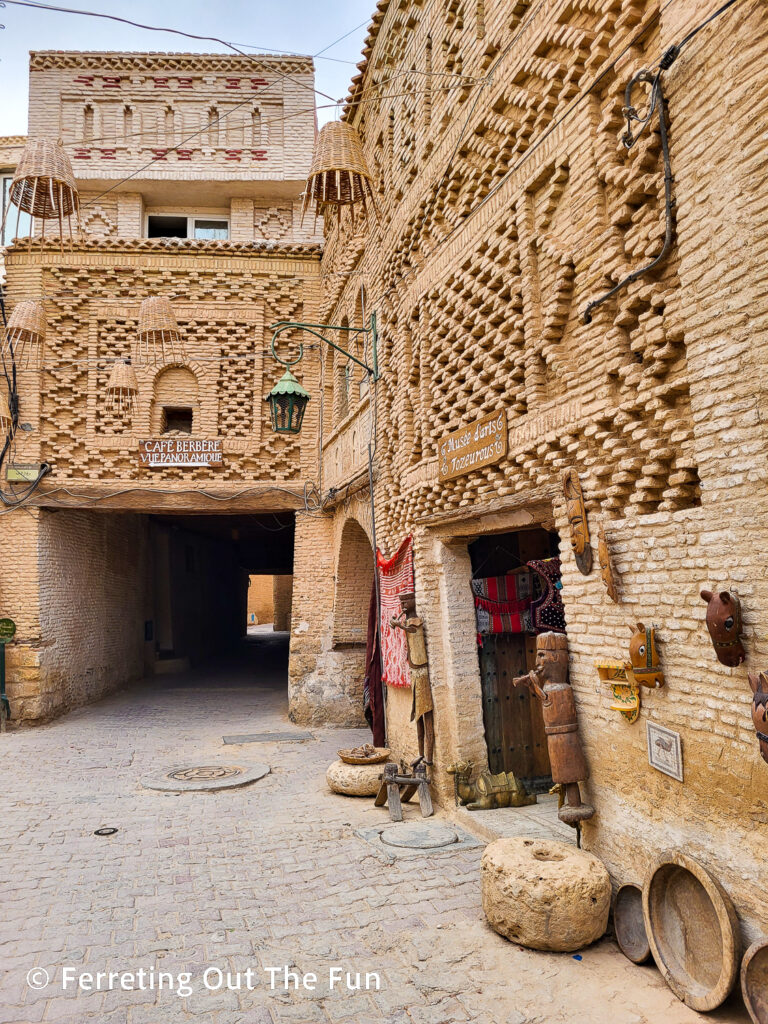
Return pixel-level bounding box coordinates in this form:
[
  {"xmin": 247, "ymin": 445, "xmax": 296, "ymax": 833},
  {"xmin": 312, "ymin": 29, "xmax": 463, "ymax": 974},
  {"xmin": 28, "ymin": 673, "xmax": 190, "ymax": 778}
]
[
  {"xmin": 581, "ymin": 70, "xmax": 675, "ymax": 325},
  {"xmin": 268, "ymin": 314, "xmax": 380, "ymax": 380}
]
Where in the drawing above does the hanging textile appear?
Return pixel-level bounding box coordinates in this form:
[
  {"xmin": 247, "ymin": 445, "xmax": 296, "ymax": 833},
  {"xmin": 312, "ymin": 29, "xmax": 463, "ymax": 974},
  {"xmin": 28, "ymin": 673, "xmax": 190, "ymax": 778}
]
[
  {"xmin": 363, "ymin": 580, "xmax": 385, "ymax": 746},
  {"xmin": 471, "ymin": 573, "xmax": 532, "ymax": 638},
  {"xmin": 377, "ymin": 535, "xmax": 414, "ymax": 688},
  {"xmin": 527, "ymin": 556, "xmax": 567, "ymax": 633}
]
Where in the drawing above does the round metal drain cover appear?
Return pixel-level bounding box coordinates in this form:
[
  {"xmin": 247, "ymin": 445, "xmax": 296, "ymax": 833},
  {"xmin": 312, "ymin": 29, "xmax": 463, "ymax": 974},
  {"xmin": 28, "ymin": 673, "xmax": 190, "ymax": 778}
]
[
  {"xmin": 142, "ymin": 763, "xmax": 270, "ymax": 792},
  {"xmin": 168, "ymin": 766, "xmax": 242, "ymax": 782},
  {"xmin": 380, "ymin": 822, "xmax": 459, "ymax": 850}
]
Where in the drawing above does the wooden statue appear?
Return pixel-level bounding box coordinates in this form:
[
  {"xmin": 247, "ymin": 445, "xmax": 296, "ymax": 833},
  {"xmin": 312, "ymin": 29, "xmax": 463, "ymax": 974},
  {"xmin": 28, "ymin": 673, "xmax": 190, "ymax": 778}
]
[
  {"xmin": 627, "ymin": 622, "xmax": 665, "ymax": 688},
  {"xmin": 597, "ymin": 523, "xmax": 619, "ymax": 602},
  {"xmin": 446, "ymin": 760, "xmax": 536, "ymax": 810},
  {"xmin": 747, "ymin": 672, "xmax": 768, "ymax": 765},
  {"xmin": 513, "ymin": 631, "xmax": 595, "ymax": 826},
  {"xmin": 389, "ymin": 592, "xmax": 434, "ymax": 767},
  {"xmin": 700, "ymin": 589, "xmax": 746, "ymax": 667},
  {"xmin": 562, "ymin": 468, "xmax": 592, "ymax": 575}
]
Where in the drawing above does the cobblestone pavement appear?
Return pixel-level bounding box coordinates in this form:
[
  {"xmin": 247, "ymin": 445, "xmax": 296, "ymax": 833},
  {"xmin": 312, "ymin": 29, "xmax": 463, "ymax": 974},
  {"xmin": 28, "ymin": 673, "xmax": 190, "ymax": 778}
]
[{"xmin": 0, "ymin": 634, "xmax": 748, "ymax": 1024}]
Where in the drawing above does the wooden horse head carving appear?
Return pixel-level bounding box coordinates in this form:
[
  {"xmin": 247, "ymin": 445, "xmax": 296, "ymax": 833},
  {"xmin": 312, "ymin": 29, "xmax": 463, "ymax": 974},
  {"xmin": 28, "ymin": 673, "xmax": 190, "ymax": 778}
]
[
  {"xmin": 627, "ymin": 622, "xmax": 664, "ymax": 688},
  {"xmin": 748, "ymin": 672, "xmax": 768, "ymax": 766},
  {"xmin": 700, "ymin": 589, "xmax": 745, "ymax": 667}
]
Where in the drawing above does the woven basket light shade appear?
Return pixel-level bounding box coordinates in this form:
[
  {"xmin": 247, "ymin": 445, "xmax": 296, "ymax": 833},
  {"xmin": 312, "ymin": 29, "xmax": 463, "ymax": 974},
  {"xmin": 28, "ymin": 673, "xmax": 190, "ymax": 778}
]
[
  {"xmin": 3, "ymin": 138, "xmax": 80, "ymax": 244},
  {"xmin": 0, "ymin": 388, "xmax": 11, "ymax": 435},
  {"xmin": 2, "ymin": 301, "xmax": 47, "ymax": 370},
  {"xmin": 135, "ymin": 296, "xmax": 185, "ymax": 365},
  {"xmin": 301, "ymin": 121, "xmax": 379, "ymax": 225},
  {"xmin": 106, "ymin": 359, "xmax": 138, "ymax": 416}
]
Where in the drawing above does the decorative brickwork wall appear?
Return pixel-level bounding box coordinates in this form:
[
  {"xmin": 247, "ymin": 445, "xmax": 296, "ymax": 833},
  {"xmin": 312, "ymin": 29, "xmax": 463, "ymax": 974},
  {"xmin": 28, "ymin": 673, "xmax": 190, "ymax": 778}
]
[
  {"xmin": 272, "ymin": 574, "xmax": 293, "ymax": 632},
  {"xmin": 247, "ymin": 574, "xmax": 274, "ymax": 625},
  {"xmin": 313, "ymin": 0, "xmax": 768, "ymax": 942}
]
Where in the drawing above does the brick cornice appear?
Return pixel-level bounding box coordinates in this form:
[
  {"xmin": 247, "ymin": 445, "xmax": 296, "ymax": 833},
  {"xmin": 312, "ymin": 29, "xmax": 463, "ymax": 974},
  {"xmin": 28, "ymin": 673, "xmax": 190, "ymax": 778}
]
[
  {"xmin": 29, "ymin": 51, "xmax": 314, "ymax": 74},
  {"xmin": 6, "ymin": 237, "xmax": 323, "ymax": 259}
]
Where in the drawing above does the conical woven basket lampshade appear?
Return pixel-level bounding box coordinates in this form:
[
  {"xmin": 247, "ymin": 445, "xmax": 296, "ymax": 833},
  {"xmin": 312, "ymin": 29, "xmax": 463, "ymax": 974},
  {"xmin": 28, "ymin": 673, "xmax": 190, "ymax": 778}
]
[
  {"xmin": 2, "ymin": 138, "xmax": 80, "ymax": 244},
  {"xmin": 135, "ymin": 296, "xmax": 185, "ymax": 365},
  {"xmin": 301, "ymin": 121, "xmax": 379, "ymax": 224},
  {"xmin": 106, "ymin": 359, "xmax": 138, "ymax": 416},
  {"xmin": 2, "ymin": 300, "xmax": 47, "ymax": 370},
  {"xmin": 0, "ymin": 388, "xmax": 11, "ymax": 435}
]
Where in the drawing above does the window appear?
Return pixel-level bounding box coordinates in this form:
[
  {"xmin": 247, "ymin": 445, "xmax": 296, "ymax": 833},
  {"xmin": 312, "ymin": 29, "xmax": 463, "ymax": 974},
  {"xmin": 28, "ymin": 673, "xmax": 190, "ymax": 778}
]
[
  {"xmin": 1, "ymin": 175, "xmax": 31, "ymax": 245},
  {"xmin": 162, "ymin": 407, "xmax": 193, "ymax": 433},
  {"xmin": 146, "ymin": 215, "xmax": 229, "ymax": 240}
]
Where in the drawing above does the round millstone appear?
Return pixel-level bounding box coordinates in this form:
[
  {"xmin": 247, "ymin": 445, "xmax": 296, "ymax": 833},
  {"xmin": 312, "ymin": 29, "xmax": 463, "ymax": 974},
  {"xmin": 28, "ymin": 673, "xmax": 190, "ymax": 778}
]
[
  {"xmin": 142, "ymin": 763, "xmax": 270, "ymax": 792},
  {"xmin": 481, "ymin": 837, "xmax": 611, "ymax": 952},
  {"xmin": 326, "ymin": 759, "xmax": 383, "ymax": 796},
  {"xmin": 380, "ymin": 822, "xmax": 459, "ymax": 850}
]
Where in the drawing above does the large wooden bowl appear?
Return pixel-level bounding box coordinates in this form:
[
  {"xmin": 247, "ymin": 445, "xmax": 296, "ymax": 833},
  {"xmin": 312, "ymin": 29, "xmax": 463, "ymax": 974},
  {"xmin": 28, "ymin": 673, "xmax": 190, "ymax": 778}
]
[
  {"xmin": 614, "ymin": 883, "xmax": 651, "ymax": 964},
  {"xmin": 337, "ymin": 747, "xmax": 390, "ymax": 765},
  {"xmin": 643, "ymin": 851, "xmax": 741, "ymax": 1011},
  {"xmin": 742, "ymin": 939, "xmax": 768, "ymax": 1024}
]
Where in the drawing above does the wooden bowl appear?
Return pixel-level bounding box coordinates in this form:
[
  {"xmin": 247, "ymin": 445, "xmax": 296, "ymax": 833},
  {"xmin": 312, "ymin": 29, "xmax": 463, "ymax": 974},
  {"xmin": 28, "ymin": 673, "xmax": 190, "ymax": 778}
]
[
  {"xmin": 614, "ymin": 883, "xmax": 651, "ymax": 964},
  {"xmin": 742, "ymin": 939, "xmax": 768, "ymax": 1024},
  {"xmin": 643, "ymin": 851, "xmax": 741, "ymax": 1011},
  {"xmin": 337, "ymin": 747, "xmax": 390, "ymax": 765}
]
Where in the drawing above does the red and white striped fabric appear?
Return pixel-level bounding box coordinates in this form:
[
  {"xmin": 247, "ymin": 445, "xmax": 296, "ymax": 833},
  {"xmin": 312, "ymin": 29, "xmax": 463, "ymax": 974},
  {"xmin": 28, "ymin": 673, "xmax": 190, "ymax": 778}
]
[{"xmin": 377, "ymin": 535, "xmax": 414, "ymax": 689}]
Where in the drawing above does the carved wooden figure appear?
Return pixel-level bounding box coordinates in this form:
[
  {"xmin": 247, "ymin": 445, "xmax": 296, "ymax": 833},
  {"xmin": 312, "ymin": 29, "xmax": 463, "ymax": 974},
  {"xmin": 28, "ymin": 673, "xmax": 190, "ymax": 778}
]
[
  {"xmin": 562, "ymin": 468, "xmax": 592, "ymax": 575},
  {"xmin": 747, "ymin": 672, "xmax": 768, "ymax": 766},
  {"xmin": 627, "ymin": 622, "xmax": 664, "ymax": 688},
  {"xmin": 389, "ymin": 592, "xmax": 435, "ymax": 767},
  {"xmin": 597, "ymin": 523, "xmax": 619, "ymax": 602},
  {"xmin": 700, "ymin": 589, "xmax": 746, "ymax": 667},
  {"xmin": 513, "ymin": 631, "xmax": 594, "ymax": 826}
]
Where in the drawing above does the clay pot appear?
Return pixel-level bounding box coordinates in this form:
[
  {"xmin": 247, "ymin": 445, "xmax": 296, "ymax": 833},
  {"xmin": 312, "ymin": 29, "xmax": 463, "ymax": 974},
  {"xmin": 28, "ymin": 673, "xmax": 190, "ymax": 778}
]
[{"xmin": 742, "ymin": 939, "xmax": 768, "ymax": 1024}]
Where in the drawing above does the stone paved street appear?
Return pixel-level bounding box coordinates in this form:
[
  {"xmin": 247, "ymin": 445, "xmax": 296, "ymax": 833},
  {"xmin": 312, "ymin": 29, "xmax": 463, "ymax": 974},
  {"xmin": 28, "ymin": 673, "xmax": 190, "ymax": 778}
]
[{"xmin": 0, "ymin": 634, "xmax": 748, "ymax": 1024}]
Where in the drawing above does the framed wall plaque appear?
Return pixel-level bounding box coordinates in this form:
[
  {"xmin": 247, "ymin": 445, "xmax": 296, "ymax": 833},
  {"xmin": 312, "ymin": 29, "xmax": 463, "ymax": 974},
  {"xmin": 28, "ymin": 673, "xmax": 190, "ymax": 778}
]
[
  {"xmin": 647, "ymin": 721, "xmax": 683, "ymax": 782},
  {"xmin": 139, "ymin": 439, "xmax": 223, "ymax": 468},
  {"xmin": 438, "ymin": 410, "xmax": 507, "ymax": 482}
]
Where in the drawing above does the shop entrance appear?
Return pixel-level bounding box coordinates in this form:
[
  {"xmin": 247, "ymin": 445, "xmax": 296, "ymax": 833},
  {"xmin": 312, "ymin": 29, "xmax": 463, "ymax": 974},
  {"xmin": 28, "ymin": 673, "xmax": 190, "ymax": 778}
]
[{"xmin": 468, "ymin": 528, "xmax": 562, "ymax": 791}]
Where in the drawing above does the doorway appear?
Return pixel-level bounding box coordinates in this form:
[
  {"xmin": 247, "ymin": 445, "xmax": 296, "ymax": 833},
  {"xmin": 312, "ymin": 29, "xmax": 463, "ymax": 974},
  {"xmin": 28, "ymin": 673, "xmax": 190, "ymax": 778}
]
[{"xmin": 468, "ymin": 528, "xmax": 561, "ymax": 792}]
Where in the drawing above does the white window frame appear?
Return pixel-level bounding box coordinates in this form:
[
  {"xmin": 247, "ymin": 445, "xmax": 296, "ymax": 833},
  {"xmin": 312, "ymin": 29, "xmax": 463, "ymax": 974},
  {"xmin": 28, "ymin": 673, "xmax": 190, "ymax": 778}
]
[{"xmin": 144, "ymin": 213, "xmax": 230, "ymax": 240}]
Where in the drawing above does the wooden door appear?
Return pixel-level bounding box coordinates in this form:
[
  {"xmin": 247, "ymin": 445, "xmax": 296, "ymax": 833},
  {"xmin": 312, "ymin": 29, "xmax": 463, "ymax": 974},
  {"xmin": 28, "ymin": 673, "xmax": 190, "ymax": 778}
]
[{"xmin": 479, "ymin": 634, "xmax": 551, "ymax": 782}]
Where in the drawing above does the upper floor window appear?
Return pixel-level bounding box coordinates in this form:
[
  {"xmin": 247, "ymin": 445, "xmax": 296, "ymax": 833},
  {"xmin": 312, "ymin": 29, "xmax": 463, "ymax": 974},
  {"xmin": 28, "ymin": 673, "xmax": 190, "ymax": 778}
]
[
  {"xmin": 1, "ymin": 175, "xmax": 31, "ymax": 245},
  {"xmin": 146, "ymin": 214, "xmax": 229, "ymax": 240}
]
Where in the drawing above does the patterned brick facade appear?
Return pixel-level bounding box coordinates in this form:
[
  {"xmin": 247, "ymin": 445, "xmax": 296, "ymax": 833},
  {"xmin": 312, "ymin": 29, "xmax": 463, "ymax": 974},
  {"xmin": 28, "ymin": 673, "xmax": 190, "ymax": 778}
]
[{"xmin": 293, "ymin": 0, "xmax": 768, "ymax": 946}]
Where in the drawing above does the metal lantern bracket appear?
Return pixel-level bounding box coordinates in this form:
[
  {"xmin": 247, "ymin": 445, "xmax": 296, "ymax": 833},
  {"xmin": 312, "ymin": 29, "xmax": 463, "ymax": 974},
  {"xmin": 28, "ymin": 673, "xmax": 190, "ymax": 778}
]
[{"xmin": 269, "ymin": 314, "xmax": 380, "ymax": 380}]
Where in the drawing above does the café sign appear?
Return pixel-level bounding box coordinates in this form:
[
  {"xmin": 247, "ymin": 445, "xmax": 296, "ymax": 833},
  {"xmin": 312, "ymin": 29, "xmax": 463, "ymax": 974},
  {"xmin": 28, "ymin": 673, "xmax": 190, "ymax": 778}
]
[
  {"xmin": 139, "ymin": 439, "xmax": 223, "ymax": 468},
  {"xmin": 438, "ymin": 410, "xmax": 507, "ymax": 481}
]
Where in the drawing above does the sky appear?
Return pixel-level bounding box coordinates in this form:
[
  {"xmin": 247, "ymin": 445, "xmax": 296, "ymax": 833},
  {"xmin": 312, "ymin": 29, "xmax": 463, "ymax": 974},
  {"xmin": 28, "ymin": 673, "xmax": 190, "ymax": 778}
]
[{"xmin": 0, "ymin": 0, "xmax": 373, "ymax": 135}]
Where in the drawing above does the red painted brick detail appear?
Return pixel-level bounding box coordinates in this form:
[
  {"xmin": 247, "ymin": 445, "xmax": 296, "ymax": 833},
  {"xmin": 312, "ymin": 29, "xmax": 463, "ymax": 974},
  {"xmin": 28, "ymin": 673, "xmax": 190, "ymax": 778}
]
[
  {"xmin": 251, "ymin": 78, "xmax": 268, "ymax": 89},
  {"xmin": 225, "ymin": 150, "xmax": 243, "ymax": 161},
  {"xmin": 225, "ymin": 78, "xmax": 241, "ymax": 89},
  {"xmin": 251, "ymin": 149, "xmax": 268, "ymax": 161},
  {"xmin": 101, "ymin": 76, "xmax": 122, "ymax": 88},
  {"xmin": 73, "ymin": 148, "xmax": 91, "ymax": 159},
  {"xmin": 176, "ymin": 149, "xmax": 193, "ymax": 161},
  {"xmin": 153, "ymin": 77, "xmax": 170, "ymax": 88},
  {"xmin": 151, "ymin": 148, "xmax": 168, "ymax": 160},
  {"xmin": 99, "ymin": 149, "xmax": 117, "ymax": 159}
]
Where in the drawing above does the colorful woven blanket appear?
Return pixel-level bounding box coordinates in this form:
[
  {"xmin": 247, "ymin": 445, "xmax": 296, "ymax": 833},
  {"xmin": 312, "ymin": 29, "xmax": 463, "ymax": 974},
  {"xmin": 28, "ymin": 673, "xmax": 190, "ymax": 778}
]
[
  {"xmin": 377, "ymin": 535, "xmax": 414, "ymax": 689},
  {"xmin": 471, "ymin": 573, "xmax": 532, "ymax": 637}
]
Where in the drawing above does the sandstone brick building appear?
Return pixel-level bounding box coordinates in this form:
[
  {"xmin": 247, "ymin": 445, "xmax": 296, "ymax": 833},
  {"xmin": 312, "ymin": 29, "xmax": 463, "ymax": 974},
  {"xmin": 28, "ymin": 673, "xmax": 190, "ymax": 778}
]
[{"xmin": 2, "ymin": 0, "xmax": 767, "ymax": 952}]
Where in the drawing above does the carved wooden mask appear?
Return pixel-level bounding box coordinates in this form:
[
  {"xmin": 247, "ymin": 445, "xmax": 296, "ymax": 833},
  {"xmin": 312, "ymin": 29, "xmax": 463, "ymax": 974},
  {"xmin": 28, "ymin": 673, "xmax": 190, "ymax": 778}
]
[
  {"xmin": 562, "ymin": 467, "xmax": 592, "ymax": 575},
  {"xmin": 700, "ymin": 588, "xmax": 746, "ymax": 667},
  {"xmin": 627, "ymin": 621, "xmax": 664, "ymax": 688},
  {"xmin": 597, "ymin": 523, "xmax": 618, "ymax": 602},
  {"xmin": 748, "ymin": 672, "xmax": 768, "ymax": 765}
]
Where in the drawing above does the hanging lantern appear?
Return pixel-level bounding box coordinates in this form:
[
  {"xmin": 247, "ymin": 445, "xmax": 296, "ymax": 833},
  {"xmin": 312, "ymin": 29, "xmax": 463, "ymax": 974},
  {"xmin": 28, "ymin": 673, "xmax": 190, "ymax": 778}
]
[
  {"xmin": 106, "ymin": 359, "xmax": 138, "ymax": 416},
  {"xmin": 0, "ymin": 388, "xmax": 12, "ymax": 435},
  {"xmin": 2, "ymin": 138, "xmax": 80, "ymax": 244},
  {"xmin": 301, "ymin": 120, "xmax": 379, "ymax": 225},
  {"xmin": 265, "ymin": 370, "xmax": 310, "ymax": 434},
  {"xmin": 135, "ymin": 296, "xmax": 185, "ymax": 365},
  {"xmin": 2, "ymin": 301, "xmax": 46, "ymax": 370}
]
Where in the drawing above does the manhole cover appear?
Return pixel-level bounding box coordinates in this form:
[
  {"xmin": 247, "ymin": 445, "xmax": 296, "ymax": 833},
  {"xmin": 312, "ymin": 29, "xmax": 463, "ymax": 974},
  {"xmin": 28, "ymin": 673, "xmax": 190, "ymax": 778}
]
[
  {"xmin": 380, "ymin": 822, "xmax": 459, "ymax": 850},
  {"xmin": 142, "ymin": 763, "xmax": 270, "ymax": 792},
  {"xmin": 167, "ymin": 766, "xmax": 242, "ymax": 781}
]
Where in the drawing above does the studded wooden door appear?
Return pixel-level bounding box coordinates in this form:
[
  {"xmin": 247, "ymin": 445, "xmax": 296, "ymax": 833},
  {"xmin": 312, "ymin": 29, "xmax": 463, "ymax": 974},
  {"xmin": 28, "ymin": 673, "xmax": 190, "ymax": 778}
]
[{"xmin": 479, "ymin": 633, "xmax": 551, "ymax": 782}]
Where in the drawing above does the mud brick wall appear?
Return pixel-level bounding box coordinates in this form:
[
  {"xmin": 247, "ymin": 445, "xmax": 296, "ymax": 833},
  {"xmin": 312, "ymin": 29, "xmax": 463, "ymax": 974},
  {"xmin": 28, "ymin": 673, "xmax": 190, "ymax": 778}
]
[{"xmin": 316, "ymin": 0, "xmax": 768, "ymax": 943}]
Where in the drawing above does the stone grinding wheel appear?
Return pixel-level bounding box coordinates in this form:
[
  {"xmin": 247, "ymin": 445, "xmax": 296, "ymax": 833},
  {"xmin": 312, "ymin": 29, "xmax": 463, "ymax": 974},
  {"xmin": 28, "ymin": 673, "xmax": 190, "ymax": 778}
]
[
  {"xmin": 742, "ymin": 939, "xmax": 768, "ymax": 1024},
  {"xmin": 614, "ymin": 883, "xmax": 651, "ymax": 964},
  {"xmin": 642, "ymin": 851, "xmax": 741, "ymax": 1012}
]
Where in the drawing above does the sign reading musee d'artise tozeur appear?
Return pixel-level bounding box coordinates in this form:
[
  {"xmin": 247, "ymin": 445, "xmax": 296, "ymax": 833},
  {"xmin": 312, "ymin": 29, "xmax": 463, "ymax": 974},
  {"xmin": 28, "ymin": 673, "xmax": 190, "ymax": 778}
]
[
  {"xmin": 139, "ymin": 439, "xmax": 223, "ymax": 468},
  {"xmin": 438, "ymin": 410, "xmax": 507, "ymax": 481}
]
